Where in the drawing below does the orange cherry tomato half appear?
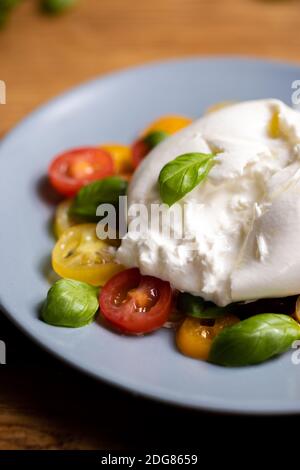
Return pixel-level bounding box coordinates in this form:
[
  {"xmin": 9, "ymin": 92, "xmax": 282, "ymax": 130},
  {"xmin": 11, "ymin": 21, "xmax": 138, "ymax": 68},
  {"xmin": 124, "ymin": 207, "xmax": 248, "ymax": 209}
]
[
  {"xmin": 141, "ymin": 115, "xmax": 192, "ymax": 136},
  {"xmin": 101, "ymin": 144, "xmax": 133, "ymax": 174},
  {"xmin": 99, "ymin": 268, "xmax": 173, "ymax": 334},
  {"xmin": 48, "ymin": 147, "xmax": 114, "ymax": 197}
]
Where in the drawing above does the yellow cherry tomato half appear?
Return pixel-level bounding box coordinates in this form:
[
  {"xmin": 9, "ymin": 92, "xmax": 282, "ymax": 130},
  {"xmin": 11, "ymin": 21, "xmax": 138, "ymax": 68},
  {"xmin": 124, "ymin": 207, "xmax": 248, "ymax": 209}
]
[
  {"xmin": 176, "ymin": 317, "xmax": 213, "ymax": 360},
  {"xmin": 176, "ymin": 314, "xmax": 239, "ymax": 361},
  {"xmin": 53, "ymin": 199, "xmax": 81, "ymax": 239},
  {"xmin": 54, "ymin": 200, "xmax": 121, "ymax": 247},
  {"xmin": 141, "ymin": 115, "xmax": 192, "ymax": 136},
  {"xmin": 101, "ymin": 144, "xmax": 133, "ymax": 174},
  {"xmin": 52, "ymin": 224, "xmax": 124, "ymax": 286}
]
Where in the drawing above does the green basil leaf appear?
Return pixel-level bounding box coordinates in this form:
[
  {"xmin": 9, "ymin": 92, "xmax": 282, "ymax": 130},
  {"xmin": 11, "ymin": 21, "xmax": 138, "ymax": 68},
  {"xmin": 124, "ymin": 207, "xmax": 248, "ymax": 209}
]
[
  {"xmin": 143, "ymin": 130, "xmax": 169, "ymax": 149},
  {"xmin": 42, "ymin": 279, "xmax": 99, "ymax": 328},
  {"xmin": 209, "ymin": 313, "xmax": 300, "ymax": 367},
  {"xmin": 0, "ymin": 0, "xmax": 20, "ymax": 28},
  {"xmin": 69, "ymin": 176, "xmax": 128, "ymax": 219},
  {"xmin": 159, "ymin": 152, "xmax": 216, "ymax": 206},
  {"xmin": 177, "ymin": 292, "xmax": 227, "ymax": 319},
  {"xmin": 41, "ymin": 0, "xmax": 77, "ymax": 14}
]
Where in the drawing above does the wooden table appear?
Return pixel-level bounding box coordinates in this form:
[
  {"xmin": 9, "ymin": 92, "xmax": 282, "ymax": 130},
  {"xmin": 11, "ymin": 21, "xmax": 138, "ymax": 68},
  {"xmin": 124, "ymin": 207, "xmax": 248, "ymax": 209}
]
[{"xmin": 1, "ymin": 0, "xmax": 300, "ymax": 450}]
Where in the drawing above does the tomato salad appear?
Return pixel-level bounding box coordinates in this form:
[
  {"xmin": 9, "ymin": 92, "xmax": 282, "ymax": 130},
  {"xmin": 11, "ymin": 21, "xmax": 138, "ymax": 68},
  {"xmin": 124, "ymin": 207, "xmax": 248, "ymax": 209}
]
[{"xmin": 42, "ymin": 112, "xmax": 300, "ymax": 367}]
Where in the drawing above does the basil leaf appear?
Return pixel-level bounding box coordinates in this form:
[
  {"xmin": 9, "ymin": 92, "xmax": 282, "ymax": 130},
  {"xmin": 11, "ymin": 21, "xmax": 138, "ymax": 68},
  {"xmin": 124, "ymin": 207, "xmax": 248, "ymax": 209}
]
[
  {"xmin": 0, "ymin": 0, "xmax": 20, "ymax": 28},
  {"xmin": 144, "ymin": 130, "xmax": 169, "ymax": 149},
  {"xmin": 209, "ymin": 313, "xmax": 300, "ymax": 367},
  {"xmin": 70, "ymin": 176, "xmax": 128, "ymax": 219},
  {"xmin": 177, "ymin": 292, "xmax": 227, "ymax": 319},
  {"xmin": 41, "ymin": 0, "xmax": 77, "ymax": 14},
  {"xmin": 42, "ymin": 279, "xmax": 99, "ymax": 328},
  {"xmin": 159, "ymin": 152, "xmax": 216, "ymax": 206}
]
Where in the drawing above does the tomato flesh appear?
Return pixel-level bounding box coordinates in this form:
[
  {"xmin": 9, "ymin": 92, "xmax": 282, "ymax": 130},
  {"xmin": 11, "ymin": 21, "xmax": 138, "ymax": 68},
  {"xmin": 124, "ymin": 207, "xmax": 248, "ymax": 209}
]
[
  {"xmin": 68, "ymin": 159, "xmax": 95, "ymax": 179},
  {"xmin": 131, "ymin": 139, "xmax": 150, "ymax": 169},
  {"xmin": 101, "ymin": 144, "xmax": 133, "ymax": 174},
  {"xmin": 53, "ymin": 198, "xmax": 79, "ymax": 238},
  {"xmin": 142, "ymin": 115, "xmax": 192, "ymax": 136},
  {"xmin": 132, "ymin": 115, "xmax": 192, "ymax": 169},
  {"xmin": 176, "ymin": 314, "xmax": 240, "ymax": 361},
  {"xmin": 99, "ymin": 268, "xmax": 172, "ymax": 334},
  {"xmin": 52, "ymin": 224, "xmax": 124, "ymax": 286},
  {"xmin": 48, "ymin": 147, "xmax": 114, "ymax": 197}
]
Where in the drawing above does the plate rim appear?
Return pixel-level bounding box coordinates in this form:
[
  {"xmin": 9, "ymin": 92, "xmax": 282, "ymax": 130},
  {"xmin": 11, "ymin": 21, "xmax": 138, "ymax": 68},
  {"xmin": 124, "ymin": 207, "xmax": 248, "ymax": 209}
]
[
  {"xmin": 2, "ymin": 56, "xmax": 300, "ymax": 415},
  {"xmin": 2, "ymin": 53, "xmax": 300, "ymax": 145}
]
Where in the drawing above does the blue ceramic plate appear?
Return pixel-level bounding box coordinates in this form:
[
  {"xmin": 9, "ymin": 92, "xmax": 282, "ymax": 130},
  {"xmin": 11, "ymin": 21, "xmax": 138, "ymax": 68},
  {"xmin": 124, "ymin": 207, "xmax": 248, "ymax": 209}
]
[{"xmin": 1, "ymin": 57, "xmax": 300, "ymax": 415}]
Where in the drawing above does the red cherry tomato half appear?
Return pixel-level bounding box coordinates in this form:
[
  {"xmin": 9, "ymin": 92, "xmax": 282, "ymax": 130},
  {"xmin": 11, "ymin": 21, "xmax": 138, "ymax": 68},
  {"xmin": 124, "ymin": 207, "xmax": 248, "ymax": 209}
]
[
  {"xmin": 99, "ymin": 268, "xmax": 173, "ymax": 334},
  {"xmin": 48, "ymin": 147, "xmax": 114, "ymax": 197},
  {"xmin": 131, "ymin": 138, "xmax": 150, "ymax": 169}
]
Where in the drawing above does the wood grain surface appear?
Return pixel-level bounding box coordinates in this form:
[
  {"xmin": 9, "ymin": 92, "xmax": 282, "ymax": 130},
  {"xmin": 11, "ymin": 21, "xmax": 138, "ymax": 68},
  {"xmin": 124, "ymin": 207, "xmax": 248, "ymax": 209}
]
[{"xmin": 0, "ymin": 0, "xmax": 300, "ymax": 450}]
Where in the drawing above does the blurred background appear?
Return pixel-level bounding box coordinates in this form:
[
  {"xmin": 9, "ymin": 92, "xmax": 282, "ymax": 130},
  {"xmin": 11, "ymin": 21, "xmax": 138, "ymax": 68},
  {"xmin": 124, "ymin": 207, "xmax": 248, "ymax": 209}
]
[
  {"xmin": 0, "ymin": 0, "xmax": 300, "ymax": 451},
  {"xmin": 1, "ymin": 0, "xmax": 300, "ymax": 137}
]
